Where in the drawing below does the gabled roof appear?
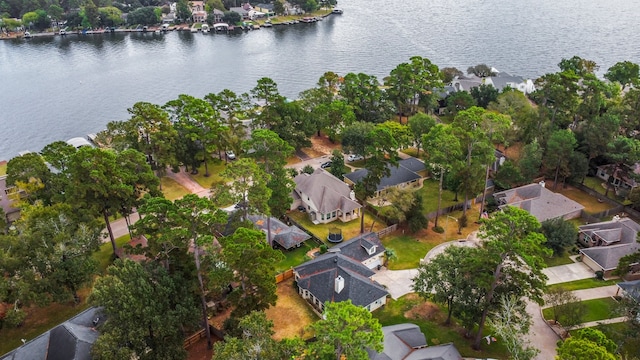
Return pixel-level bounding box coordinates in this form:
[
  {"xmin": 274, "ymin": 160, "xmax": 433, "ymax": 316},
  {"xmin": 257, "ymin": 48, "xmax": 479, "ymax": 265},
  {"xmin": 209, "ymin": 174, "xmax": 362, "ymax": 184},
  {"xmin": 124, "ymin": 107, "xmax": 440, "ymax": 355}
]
[
  {"xmin": 1, "ymin": 307, "xmax": 103, "ymax": 360},
  {"xmin": 579, "ymin": 218, "xmax": 640, "ymax": 246},
  {"xmin": 580, "ymin": 242, "xmax": 640, "ymax": 271},
  {"xmin": 618, "ymin": 279, "xmax": 640, "ymax": 302},
  {"xmin": 493, "ymin": 183, "xmax": 584, "ymax": 222},
  {"xmin": 294, "ymin": 253, "xmax": 388, "ymax": 307},
  {"xmin": 368, "ymin": 323, "xmax": 463, "ymax": 360},
  {"xmin": 331, "ymin": 232, "xmax": 385, "ymax": 263},
  {"xmin": 344, "ymin": 158, "xmax": 425, "ymax": 191},
  {"xmin": 294, "ymin": 168, "xmax": 361, "ymax": 214},
  {"xmin": 248, "ymin": 214, "xmax": 310, "ymax": 249}
]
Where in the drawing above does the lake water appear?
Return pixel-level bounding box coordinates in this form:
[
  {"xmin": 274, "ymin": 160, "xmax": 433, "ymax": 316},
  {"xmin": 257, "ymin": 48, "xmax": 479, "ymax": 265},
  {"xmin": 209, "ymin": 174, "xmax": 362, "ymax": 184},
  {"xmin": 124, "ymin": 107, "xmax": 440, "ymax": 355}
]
[{"xmin": 1, "ymin": 0, "xmax": 640, "ymax": 160}]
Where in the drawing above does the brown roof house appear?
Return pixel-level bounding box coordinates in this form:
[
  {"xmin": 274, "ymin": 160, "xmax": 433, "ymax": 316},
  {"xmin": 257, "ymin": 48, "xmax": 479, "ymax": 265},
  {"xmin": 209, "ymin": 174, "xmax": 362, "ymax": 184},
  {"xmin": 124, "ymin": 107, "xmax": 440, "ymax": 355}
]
[
  {"xmin": 247, "ymin": 214, "xmax": 311, "ymax": 249},
  {"xmin": 368, "ymin": 323, "xmax": 463, "ymax": 360},
  {"xmin": 579, "ymin": 217, "xmax": 640, "ymax": 279},
  {"xmin": 493, "ymin": 182, "xmax": 584, "ymax": 222},
  {"xmin": 292, "ymin": 168, "xmax": 361, "ymax": 224},
  {"xmin": 294, "ymin": 233, "xmax": 388, "ymax": 313}
]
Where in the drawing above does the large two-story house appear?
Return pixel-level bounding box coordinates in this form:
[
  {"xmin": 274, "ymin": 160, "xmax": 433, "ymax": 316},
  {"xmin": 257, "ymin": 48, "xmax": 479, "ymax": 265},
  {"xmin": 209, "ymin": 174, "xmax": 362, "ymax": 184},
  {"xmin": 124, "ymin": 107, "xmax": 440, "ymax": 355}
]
[{"xmin": 291, "ymin": 168, "xmax": 361, "ymax": 224}]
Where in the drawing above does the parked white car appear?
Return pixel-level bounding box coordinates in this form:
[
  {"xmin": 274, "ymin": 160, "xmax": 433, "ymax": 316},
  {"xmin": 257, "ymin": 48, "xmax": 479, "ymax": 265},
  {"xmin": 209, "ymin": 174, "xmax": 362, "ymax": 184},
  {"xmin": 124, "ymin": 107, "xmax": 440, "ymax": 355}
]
[
  {"xmin": 347, "ymin": 154, "xmax": 364, "ymax": 162},
  {"xmin": 225, "ymin": 150, "xmax": 236, "ymax": 160}
]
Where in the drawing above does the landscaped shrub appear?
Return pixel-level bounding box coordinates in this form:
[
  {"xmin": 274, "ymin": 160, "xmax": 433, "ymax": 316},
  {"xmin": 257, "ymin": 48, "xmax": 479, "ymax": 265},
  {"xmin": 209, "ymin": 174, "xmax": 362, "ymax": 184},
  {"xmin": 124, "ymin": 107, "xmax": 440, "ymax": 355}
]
[
  {"xmin": 319, "ymin": 244, "xmax": 327, "ymax": 254},
  {"xmin": 3, "ymin": 308, "xmax": 26, "ymax": 328},
  {"xmin": 595, "ymin": 270, "xmax": 604, "ymax": 280},
  {"xmin": 301, "ymin": 165, "xmax": 314, "ymax": 174},
  {"xmin": 432, "ymin": 226, "xmax": 444, "ymax": 233}
]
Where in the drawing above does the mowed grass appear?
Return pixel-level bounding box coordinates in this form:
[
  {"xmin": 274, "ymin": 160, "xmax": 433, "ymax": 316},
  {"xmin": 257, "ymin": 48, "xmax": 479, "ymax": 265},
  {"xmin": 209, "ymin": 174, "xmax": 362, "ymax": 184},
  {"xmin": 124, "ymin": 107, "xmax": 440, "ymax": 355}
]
[
  {"xmin": 546, "ymin": 278, "xmax": 619, "ymax": 292},
  {"xmin": 582, "ymin": 176, "xmax": 627, "ymax": 203},
  {"xmin": 160, "ymin": 177, "xmax": 191, "ymax": 200},
  {"xmin": 190, "ymin": 159, "xmax": 227, "ymax": 189},
  {"xmin": 373, "ymin": 294, "xmax": 509, "ymax": 359},
  {"xmin": 94, "ymin": 234, "xmax": 131, "ymax": 273},
  {"xmin": 543, "ymin": 297, "xmax": 618, "ymax": 323},
  {"xmin": 381, "ymin": 232, "xmax": 434, "ymax": 269},
  {"xmin": 265, "ymin": 278, "xmax": 318, "ymax": 340},
  {"xmin": 418, "ymin": 179, "xmax": 459, "ymax": 214},
  {"xmin": 0, "ymin": 161, "xmax": 6, "ymax": 176},
  {"xmin": 275, "ymin": 242, "xmax": 316, "ymax": 273},
  {"xmin": 287, "ymin": 210, "xmax": 388, "ymax": 244},
  {"xmin": 591, "ymin": 322, "xmax": 640, "ymax": 358},
  {"xmin": 543, "ymin": 254, "xmax": 575, "ymax": 267}
]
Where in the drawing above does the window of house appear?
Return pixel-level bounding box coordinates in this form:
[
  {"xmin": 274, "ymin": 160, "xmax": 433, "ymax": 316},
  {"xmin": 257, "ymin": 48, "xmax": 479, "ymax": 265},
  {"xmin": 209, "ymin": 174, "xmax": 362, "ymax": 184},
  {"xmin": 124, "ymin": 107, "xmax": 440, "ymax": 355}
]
[{"xmin": 332, "ymin": 211, "xmax": 336, "ymax": 218}]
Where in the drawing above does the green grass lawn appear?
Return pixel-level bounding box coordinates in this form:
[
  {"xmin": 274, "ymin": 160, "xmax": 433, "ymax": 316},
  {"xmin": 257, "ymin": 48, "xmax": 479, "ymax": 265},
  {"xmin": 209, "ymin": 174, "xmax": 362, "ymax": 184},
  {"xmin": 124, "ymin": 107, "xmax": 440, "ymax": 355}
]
[
  {"xmin": 582, "ymin": 177, "xmax": 627, "ymax": 203},
  {"xmin": 373, "ymin": 294, "xmax": 509, "ymax": 359},
  {"xmin": 275, "ymin": 242, "xmax": 315, "ymax": 273},
  {"xmin": 543, "ymin": 297, "xmax": 618, "ymax": 323},
  {"xmin": 381, "ymin": 234, "xmax": 434, "ymax": 270},
  {"xmin": 94, "ymin": 234, "xmax": 131, "ymax": 273},
  {"xmin": 287, "ymin": 210, "xmax": 388, "ymax": 244},
  {"xmin": 552, "ymin": 181, "xmax": 616, "ymax": 213},
  {"xmin": 160, "ymin": 177, "xmax": 190, "ymax": 200},
  {"xmin": 547, "ymin": 278, "xmax": 619, "ymax": 292},
  {"xmin": 543, "ymin": 254, "xmax": 575, "ymax": 267},
  {"xmin": 190, "ymin": 159, "xmax": 228, "ymax": 189},
  {"xmin": 418, "ymin": 179, "xmax": 459, "ymax": 213}
]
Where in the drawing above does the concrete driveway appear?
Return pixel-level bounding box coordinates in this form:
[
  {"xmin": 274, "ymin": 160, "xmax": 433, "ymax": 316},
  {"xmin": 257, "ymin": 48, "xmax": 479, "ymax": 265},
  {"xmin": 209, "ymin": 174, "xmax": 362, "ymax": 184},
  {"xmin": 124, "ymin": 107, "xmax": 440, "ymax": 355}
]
[
  {"xmin": 371, "ymin": 268, "xmax": 419, "ymax": 300},
  {"xmin": 542, "ymin": 262, "xmax": 594, "ymax": 285}
]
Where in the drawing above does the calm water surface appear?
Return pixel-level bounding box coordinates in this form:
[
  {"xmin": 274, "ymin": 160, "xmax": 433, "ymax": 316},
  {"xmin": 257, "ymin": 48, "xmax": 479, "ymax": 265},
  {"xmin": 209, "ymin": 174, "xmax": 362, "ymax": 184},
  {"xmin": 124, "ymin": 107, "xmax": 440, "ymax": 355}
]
[{"xmin": 1, "ymin": 0, "xmax": 640, "ymax": 160}]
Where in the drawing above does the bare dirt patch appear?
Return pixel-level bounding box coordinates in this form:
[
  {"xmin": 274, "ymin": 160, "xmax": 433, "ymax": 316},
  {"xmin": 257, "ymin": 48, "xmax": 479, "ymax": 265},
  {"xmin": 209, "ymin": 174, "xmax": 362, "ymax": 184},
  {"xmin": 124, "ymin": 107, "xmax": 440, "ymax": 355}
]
[
  {"xmin": 265, "ymin": 278, "xmax": 318, "ymax": 340},
  {"xmin": 303, "ymin": 135, "xmax": 341, "ymax": 157},
  {"xmin": 404, "ymin": 300, "xmax": 446, "ymax": 323}
]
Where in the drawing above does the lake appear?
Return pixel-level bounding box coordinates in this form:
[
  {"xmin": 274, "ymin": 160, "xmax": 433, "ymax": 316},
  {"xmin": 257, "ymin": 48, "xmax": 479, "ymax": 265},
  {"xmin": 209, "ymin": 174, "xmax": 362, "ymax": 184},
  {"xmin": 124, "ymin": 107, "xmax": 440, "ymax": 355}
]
[{"xmin": 1, "ymin": 0, "xmax": 639, "ymax": 160}]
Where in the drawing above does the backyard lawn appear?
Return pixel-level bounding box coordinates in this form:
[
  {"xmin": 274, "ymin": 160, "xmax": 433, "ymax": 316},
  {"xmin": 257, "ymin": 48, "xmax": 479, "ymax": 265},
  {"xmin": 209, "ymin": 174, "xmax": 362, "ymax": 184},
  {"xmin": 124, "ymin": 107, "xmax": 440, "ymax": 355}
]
[
  {"xmin": 381, "ymin": 233, "xmax": 434, "ymax": 269},
  {"xmin": 287, "ymin": 210, "xmax": 388, "ymax": 244},
  {"xmin": 551, "ymin": 181, "xmax": 616, "ymax": 214},
  {"xmin": 373, "ymin": 294, "xmax": 509, "ymax": 359},
  {"xmin": 418, "ymin": 179, "xmax": 460, "ymax": 214},
  {"xmin": 274, "ymin": 242, "xmax": 316, "ymax": 273},
  {"xmin": 581, "ymin": 176, "xmax": 628, "ymax": 203},
  {"xmin": 543, "ymin": 297, "xmax": 618, "ymax": 323},
  {"xmin": 543, "ymin": 254, "xmax": 575, "ymax": 267},
  {"xmin": 160, "ymin": 177, "xmax": 190, "ymax": 200},
  {"xmin": 265, "ymin": 278, "xmax": 318, "ymax": 340}
]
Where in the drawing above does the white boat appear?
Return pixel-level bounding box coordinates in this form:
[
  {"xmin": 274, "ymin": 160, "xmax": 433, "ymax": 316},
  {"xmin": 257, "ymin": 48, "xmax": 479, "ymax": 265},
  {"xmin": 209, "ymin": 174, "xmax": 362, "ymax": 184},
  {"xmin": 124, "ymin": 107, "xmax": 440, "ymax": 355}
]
[
  {"xmin": 23, "ymin": 31, "xmax": 32, "ymax": 38},
  {"xmin": 201, "ymin": 24, "xmax": 210, "ymax": 33},
  {"xmin": 332, "ymin": 8, "xmax": 343, "ymax": 14}
]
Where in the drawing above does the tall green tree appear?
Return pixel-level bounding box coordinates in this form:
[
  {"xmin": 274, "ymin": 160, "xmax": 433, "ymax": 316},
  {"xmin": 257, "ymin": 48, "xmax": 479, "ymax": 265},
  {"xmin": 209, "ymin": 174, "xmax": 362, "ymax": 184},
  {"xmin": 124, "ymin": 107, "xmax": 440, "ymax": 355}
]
[
  {"xmin": 532, "ymin": 71, "xmax": 580, "ymax": 128},
  {"xmin": 306, "ymin": 300, "xmax": 383, "ymax": 360},
  {"xmin": 423, "ymin": 123, "xmax": 461, "ymax": 228},
  {"xmin": 471, "ymin": 206, "xmax": 550, "ymax": 350},
  {"xmin": 518, "ymin": 139, "xmax": 543, "ymax": 182},
  {"xmin": 176, "ymin": 0, "xmax": 192, "ymax": 22},
  {"xmin": 407, "ymin": 112, "xmax": 436, "ymax": 157},
  {"xmin": 90, "ymin": 260, "xmax": 199, "ymax": 360},
  {"xmin": 605, "ymin": 61, "xmax": 640, "ymax": 91},
  {"xmin": 544, "ymin": 129, "xmax": 577, "ymax": 190},
  {"xmin": 487, "ymin": 295, "xmax": 539, "ymax": 360},
  {"xmin": 67, "ymin": 147, "xmax": 159, "ymax": 254},
  {"xmin": 556, "ymin": 328, "xmax": 618, "ymax": 360},
  {"xmin": 470, "ymin": 84, "xmax": 499, "ymax": 108},
  {"xmin": 243, "ymin": 129, "xmax": 294, "ymax": 173},
  {"xmin": 340, "ymin": 72, "xmax": 395, "ymax": 123},
  {"xmin": 329, "ymin": 149, "xmax": 346, "ymax": 179},
  {"xmin": 219, "ymin": 227, "xmax": 283, "ymax": 317}
]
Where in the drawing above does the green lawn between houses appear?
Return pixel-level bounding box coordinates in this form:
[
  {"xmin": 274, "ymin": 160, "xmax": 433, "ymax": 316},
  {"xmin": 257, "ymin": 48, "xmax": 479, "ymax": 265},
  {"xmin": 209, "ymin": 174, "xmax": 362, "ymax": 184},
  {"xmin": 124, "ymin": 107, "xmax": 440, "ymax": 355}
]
[
  {"xmin": 546, "ymin": 278, "xmax": 619, "ymax": 292},
  {"xmin": 589, "ymin": 322, "xmax": 640, "ymax": 358},
  {"xmin": 190, "ymin": 159, "xmax": 228, "ymax": 189},
  {"xmin": 287, "ymin": 210, "xmax": 388, "ymax": 244},
  {"xmin": 542, "ymin": 297, "xmax": 618, "ymax": 323}
]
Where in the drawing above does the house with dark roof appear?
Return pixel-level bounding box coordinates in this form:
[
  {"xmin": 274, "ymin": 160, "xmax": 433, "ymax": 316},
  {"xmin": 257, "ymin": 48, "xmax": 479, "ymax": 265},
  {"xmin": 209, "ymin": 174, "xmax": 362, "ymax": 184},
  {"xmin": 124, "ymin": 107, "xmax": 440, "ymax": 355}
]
[
  {"xmin": 0, "ymin": 307, "xmax": 103, "ymax": 360},
  {"xmin": 294, "ymin": 250, "xmax": 388, "ymax": 313},
  {"xmin": 579, "ymin": 218, "xmax": 640, "ymax": 279},
  {"xmin": 331, "ymin": 232, "xmax": 386, "ymax": 269},
  {"xmin": 368, "ymin": 323, "xmax": 463, "ymax": 360},
  {"xmin": 344, "ymin": 158, "xmax": 427, "ymax": 199},
  {"xmin": 292, "ymin": 168, "xmax": 361, "ymax": 224},
  {"xmin": 617, "ymin": 279, "xmax": 640, "ymax": 303},
  {"xmin": 247, "ymin": 214, "xmax": 310, "ymax": 249},
  {"xmin": 493, "ymin": 182, "xmax": 584, "ymax": 222}
]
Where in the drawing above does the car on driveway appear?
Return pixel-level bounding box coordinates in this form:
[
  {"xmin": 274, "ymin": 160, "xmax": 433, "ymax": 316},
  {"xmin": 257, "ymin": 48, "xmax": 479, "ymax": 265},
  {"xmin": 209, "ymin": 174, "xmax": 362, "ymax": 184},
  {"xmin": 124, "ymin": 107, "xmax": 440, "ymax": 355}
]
[
  {"xmin": 225, "ymin": 150, "xmax": 236, "ymax": 160},
  {"xmin": 320, "ymin": 161, "xmax": 332, "ymax": 168},
  {"xmin": 347, "ymin": 154, "xmax": 363, "ymax": 162}
]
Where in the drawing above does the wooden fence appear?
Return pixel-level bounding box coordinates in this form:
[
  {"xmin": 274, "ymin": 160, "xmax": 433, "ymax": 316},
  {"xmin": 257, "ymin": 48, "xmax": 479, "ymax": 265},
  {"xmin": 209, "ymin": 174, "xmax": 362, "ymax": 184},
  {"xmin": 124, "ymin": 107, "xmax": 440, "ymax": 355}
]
[
  {"xmin": 376, "ymin": 224, "xmax": 397, "ymax": 238},
  {"xmin": 183, "ymin": 328, "xmax": 207, "ymax": 349},
  {"xmin": 275, "ymin": 268, "xmax": 294, "ymax": 284}
]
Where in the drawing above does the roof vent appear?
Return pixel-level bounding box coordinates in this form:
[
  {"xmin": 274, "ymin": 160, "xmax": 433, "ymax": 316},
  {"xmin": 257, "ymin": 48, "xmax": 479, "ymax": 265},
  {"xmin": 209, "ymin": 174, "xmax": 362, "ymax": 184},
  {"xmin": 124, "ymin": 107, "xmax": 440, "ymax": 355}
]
[{"xmin": 335, "ymin": 275, "xmax": 344, "ymax": 294}]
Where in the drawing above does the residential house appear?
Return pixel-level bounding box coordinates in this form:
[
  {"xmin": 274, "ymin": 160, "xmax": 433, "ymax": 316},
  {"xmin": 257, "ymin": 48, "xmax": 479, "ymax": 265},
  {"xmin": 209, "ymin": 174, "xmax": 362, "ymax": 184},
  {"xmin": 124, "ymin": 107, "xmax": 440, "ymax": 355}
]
[
  {"xmin": 0, "ymin": 174, "xmax": 21, "ymax": 223},
  {"xmin": 210, "ymin": 8, "xmax": 224, "ymax": 23},
  {"xmin": 247, "ymin": 214, "xmax": 310, "ymax": 249},
  {"xmin": 294, "ymin": 244, "xmax": 388, "ymax": 313},
  {"xmin": 254, "ymin": 3, "xmax": 275, "ymax": 16},
  {"xmin": 66, "ymin": 137, "xmax": 93, "ymax": 149},
  {"xmin": 493, "ymin": 182, "xmax": 584, "ymax": 222},
  {"xmin": 617, "ymin": 279, "xmax": 640, "ymax": 303},
  {"xmin": 449, "ymin": 70, "xmax": 535, "ymax": 95},
  {"xmin": 292, "ymin": 168, "xmax": 362, "ymax": 224},
  {"xmin": 595, "ymin": 163, "xmax": 640, "ymax": 197},
  {"xmin": 344, "ymin": 157, "xmax": 427, "ymax": 199},
  {"xmin": 330, "ymin": 232, "xmax": 386, "ymax": 269},
  {"xmin": 579, "ymin": 218, "xmax": 640, "ymax": 279},
  {"xmin": 0, "ymin": 307, "xmax": 104, "ymax": 360},
  {"xmin": 368, "ymin": 323, "xmax": 463, "ymax": 360},
  {"xmin": 190, "ymin": 0, "xmax": 207, "ymax": 22},
  {"xmin": 230, "ymin": 3, "xmax": 252, "ymax": 19}
]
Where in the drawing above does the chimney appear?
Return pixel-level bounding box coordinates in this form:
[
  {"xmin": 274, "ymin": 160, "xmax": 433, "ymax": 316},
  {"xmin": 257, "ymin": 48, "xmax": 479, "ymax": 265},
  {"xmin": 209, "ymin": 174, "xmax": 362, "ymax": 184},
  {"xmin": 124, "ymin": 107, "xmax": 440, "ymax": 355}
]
[{"xmin": 335, "ymin": 275, "xmax": 344, "ymax": 294}]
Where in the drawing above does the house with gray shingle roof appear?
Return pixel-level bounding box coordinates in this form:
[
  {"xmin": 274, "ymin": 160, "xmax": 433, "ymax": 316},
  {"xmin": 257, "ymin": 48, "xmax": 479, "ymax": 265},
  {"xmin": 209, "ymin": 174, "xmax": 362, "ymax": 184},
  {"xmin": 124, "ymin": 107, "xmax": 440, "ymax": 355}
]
[
  {"xmin": 493, "ymin": 182, "xmax": 584, "ymax": 222},
  {"xmin": 294, "ymin": 250, "xmax": 388, "ymax": 313},
  {"xmin": 331, "ymin": 232, "xmax": 386, "ymax": 269},
  {"xmin": 292, "ymin": 168, "xmax": 361, "ymax": 224},
  {"xmin": 617, "ymin": 279, "xmax": 640, "ymax": 302},
  {"xmin": 579, "ymin": 218, "xmax": 640, "ymax": 278},
  {"xmin": 247, "ymin": 214, "xmax": 310, "ymax": 249},
  {"xmin": 344, "ymin": 158, "xmax": 426, "ymax": 199},
  {"xmin": 367, "ymin": 323, "xmax": 463, "ymax": 360},
  {"xmin": 0, "ymin": 307, "xmax": 103, "ymax": 360}
]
